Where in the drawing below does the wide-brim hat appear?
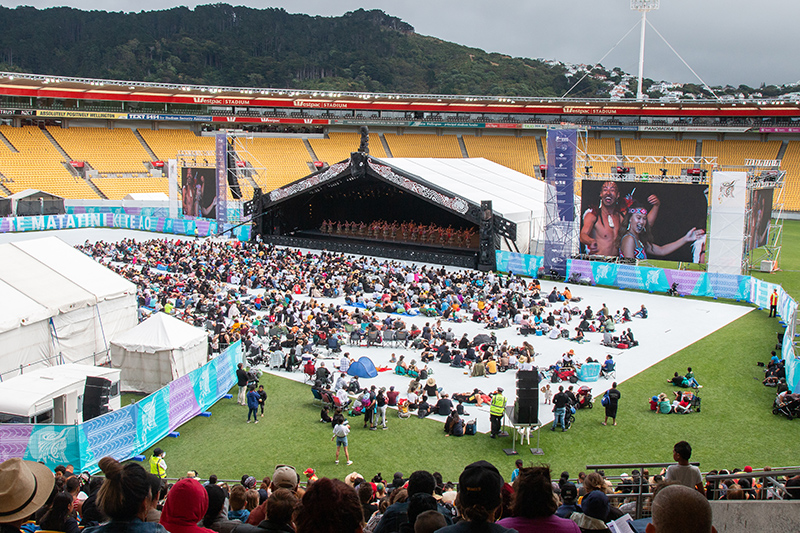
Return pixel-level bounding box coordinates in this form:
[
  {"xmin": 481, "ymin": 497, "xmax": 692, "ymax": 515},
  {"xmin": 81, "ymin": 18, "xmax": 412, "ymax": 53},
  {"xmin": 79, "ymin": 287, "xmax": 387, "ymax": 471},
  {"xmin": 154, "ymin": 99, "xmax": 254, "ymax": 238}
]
[{"xmin": 0, "ymin": 458, "xmax": 55, "ymax": 523}]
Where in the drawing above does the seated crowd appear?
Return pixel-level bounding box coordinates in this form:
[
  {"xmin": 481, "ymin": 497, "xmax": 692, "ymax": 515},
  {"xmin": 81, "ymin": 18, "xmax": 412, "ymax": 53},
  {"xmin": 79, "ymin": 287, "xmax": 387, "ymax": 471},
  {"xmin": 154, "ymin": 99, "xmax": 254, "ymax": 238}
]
[
  {"xmin": 76, "ymin": 239, "xmax": 645, "ymax": 373},
  {"xmin": 4, "ymin": 441, "xmax": 797, "ymax": 533}
]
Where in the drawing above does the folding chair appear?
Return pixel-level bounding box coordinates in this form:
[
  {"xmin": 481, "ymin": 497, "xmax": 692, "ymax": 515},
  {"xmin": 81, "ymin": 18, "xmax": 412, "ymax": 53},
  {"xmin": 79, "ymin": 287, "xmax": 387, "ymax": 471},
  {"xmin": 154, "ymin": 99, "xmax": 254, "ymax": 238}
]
[{"xmin": 394, "ymin": 330, "xmax": 409, "ymax": 348}]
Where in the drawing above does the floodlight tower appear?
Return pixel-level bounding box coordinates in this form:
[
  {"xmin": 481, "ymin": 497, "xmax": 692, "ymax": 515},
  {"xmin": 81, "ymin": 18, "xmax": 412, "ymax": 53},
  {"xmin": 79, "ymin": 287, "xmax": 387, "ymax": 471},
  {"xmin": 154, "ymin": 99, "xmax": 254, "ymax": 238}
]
[{"xmin": 631, "ymin": 0, "xmax": 660, "ymax": 101}]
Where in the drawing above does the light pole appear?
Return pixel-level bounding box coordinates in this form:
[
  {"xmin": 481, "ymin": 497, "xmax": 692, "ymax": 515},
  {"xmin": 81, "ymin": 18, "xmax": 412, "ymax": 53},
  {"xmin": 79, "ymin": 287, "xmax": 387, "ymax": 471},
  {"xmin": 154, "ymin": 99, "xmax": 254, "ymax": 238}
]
[{"xmin": 631, "ymin": 0, "xmax": 660, "ymax": 101}]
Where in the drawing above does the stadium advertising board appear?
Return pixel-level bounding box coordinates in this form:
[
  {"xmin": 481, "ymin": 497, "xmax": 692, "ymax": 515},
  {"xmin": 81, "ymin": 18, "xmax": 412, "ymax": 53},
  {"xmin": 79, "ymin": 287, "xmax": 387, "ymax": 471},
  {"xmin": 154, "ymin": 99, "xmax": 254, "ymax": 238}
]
[
  {"xmin": 748, "ymin": 188, "xmax": 773, "ymax": 250},
  {"xmin": 579, "ymin": 180, "xmax": 708, "ymax": 263},
  {"xmin": 181, "ymin": 167, "xmax": 217, "ymax": 219}
]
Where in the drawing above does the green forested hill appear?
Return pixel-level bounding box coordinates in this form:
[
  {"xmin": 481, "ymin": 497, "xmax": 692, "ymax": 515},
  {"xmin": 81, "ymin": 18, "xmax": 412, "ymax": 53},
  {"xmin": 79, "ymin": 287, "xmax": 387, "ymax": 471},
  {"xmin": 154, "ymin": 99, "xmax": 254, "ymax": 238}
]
[{"xmin": 0, "ymin": 4, "xmax": 608, "ymax": 97}]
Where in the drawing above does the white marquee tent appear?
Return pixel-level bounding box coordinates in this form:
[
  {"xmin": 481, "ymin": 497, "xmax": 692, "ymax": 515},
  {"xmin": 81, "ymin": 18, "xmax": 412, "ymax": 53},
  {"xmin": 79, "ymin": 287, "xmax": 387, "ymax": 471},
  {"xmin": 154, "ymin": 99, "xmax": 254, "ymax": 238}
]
[
  {"xmin": 110, "ymin": 312, "xmax": 208, "ymax": 393},
  {"xmin": 0, "ymin": 237, "xmax": 137, "ymax": 379},
  {"xmin": 383, "ymin": 158, "xmax": 546, "ymax": 254}
]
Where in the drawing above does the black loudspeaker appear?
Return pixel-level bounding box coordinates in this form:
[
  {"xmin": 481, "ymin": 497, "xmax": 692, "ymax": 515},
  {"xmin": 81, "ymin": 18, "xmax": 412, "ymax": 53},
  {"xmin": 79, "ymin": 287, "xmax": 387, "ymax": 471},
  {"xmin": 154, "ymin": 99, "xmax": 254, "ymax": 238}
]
[
  {"xmin": 477, "ymin": 200, "xmax": 496, "ymax": 272},
  {"xmin": 83, "ymin": 376, "xmax": 112, "ymax": 421},
  {"xmin": 515, "ymin": 370, "xmax": 539, "ymax": 424}
]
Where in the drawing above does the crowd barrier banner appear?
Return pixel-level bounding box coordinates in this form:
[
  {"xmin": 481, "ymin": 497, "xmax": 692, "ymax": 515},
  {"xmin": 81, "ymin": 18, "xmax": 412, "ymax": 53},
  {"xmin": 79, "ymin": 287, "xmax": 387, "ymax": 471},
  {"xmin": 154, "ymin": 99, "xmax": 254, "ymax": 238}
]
[
  {"xmin": 0, "ymin": 341, "xmax": 241, "ymax": 472},
  {"xmin": 0, "ymin": 213, "xmax": 250, "ymax": 241}
]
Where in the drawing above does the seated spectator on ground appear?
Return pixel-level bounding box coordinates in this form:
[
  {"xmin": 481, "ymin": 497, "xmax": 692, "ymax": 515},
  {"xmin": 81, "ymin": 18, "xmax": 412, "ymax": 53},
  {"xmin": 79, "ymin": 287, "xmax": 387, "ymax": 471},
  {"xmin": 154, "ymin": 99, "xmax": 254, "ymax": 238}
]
[{"xmin": 633, "ymin": 305, "xmax": 648, "ymax": 319}]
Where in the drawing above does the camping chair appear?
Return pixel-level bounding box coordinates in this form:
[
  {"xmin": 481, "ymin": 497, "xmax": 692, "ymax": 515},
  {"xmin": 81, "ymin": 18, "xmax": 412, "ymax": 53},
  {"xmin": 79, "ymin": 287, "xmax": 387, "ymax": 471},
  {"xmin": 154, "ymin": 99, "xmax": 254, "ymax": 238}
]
[
  {"xmin": 311, "ymin": 387, "xmax": 324, "ymax": 406},
  {"xmin": 269, "ymin": 351, "xmax": 283, "ymax": 370},
  {"xmin": 367, "ymin": 330, "xmax": 383, "ymax": 347},
  {"xmin": 394, "ymin": 330, "xmax": 409, "ymax": 348},
  {"xmin": 600, "ymin": 361, "xmax": 616, "ymax": 380},
  {"xmin": 349, "ymin": 329, "xmax": 363, "ymax": 346},
  {"xmin": 303, "ymin": 361, "xmax": 316, "ymax": 384},
  {"xmin": 383, "ymin": 330, "xmax": 396, "ymax": 346},
  {"xmin": 576, "ymin": 362, "xmax": 601, "ymax": 382}
]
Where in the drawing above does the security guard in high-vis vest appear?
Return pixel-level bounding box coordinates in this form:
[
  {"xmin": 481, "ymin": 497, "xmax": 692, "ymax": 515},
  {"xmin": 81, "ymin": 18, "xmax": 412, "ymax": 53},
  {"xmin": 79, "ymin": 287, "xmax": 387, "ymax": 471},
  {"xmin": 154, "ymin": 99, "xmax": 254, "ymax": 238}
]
[
  {"xmin": 489, "ymin": 387, "xmax": 507, "ymax": 438},
  {"xmin": 150, "ymin": 448, "xmax": 167, "ymax": 478}
]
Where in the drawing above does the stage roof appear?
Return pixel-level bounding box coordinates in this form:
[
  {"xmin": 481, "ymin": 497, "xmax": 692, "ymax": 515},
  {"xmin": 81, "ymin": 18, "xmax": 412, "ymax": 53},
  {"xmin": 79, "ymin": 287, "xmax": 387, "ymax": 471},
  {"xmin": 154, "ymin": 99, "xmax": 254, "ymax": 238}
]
[{"xmin": 381, "ymin": 157, "xmax": 545, "ymax": 220}]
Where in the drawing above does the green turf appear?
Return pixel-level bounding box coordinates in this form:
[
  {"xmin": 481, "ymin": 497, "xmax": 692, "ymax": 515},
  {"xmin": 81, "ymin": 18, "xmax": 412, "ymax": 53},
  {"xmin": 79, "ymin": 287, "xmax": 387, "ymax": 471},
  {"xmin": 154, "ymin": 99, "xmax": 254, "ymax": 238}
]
[{"xmin": 130, "ymin": 220, "xmax": 800, "ymax": 484}]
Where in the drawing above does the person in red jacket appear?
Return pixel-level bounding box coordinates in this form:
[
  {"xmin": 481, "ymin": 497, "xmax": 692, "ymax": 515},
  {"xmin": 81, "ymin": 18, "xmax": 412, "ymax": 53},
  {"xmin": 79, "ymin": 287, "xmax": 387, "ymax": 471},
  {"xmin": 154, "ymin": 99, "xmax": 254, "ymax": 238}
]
[{"xmin": 160, "ymin": 479, "xmax": 214, "ymax": 533}]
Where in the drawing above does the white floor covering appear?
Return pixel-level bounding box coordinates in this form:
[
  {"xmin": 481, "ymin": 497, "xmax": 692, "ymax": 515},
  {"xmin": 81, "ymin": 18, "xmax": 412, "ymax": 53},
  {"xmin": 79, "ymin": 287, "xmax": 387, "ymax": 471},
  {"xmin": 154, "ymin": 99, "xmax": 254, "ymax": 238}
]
[{"xmin": 260, "ymin": 280, "xmax": 751, "ymax": 436}]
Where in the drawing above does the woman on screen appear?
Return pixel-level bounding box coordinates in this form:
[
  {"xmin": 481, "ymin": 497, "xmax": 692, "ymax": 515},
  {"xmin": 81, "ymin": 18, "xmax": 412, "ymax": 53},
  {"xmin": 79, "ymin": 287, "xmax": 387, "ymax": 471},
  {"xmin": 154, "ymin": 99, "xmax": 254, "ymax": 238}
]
[{"xmin": 616, "ymin": 201, "xmax": 704, "ymax": 260}]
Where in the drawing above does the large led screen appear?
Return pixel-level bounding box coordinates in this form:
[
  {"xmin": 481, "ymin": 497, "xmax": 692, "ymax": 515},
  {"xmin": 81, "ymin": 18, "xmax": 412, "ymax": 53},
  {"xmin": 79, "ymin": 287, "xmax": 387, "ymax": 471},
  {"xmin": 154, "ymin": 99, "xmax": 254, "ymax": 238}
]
[
  {"xmin": 579, "ymin": 180, "xmax": 708, "ymax": 263},
  {"xmin": 181, "ymin": 167, "xmax": 217, "ymax": 219}
]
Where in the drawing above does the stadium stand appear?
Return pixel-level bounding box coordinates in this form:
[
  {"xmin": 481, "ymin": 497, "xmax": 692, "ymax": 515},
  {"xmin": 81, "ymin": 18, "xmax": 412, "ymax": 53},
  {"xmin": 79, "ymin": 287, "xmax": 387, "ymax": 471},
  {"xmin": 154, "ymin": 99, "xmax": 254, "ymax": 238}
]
[
  {"xmin": 137, "ymin": 128, "xmax": 216, "ymax": 162},
  {"xmin": 308, "ymin": 132, "xmax": 388, "ymax": 164},
  {"xmin": 461, "ymin": 135, "xmax": 540, "ymax": 176},
  {"xmin": 91, "ymin": 177, "xmax": 168, "ymax": 200},
  {"xmin": 702, "ymin": 140, "xmax": 781, "ymax": 168},
  {"xmin": 583, "ymin": 137, "xmax": 618, "ymax": 175},
  {"xmin": 780, "ymin": 141, "xmax": 800, "ymax": 211},
  {"xmin": 620, "ymin": 138, "xmax": 697, "ymax": 176},
  {"xmin": 0, "ymin": 125, "xmax": 99, "ymax": 199},
  {"xmin": 46, "ymin": 126, "xmax": 152, "ymax": 174},
  {"xmin": 231, "ymin": 137, "xmax": 313, "ymax": 192},
  {"xmin": 383, "ymin": 133, "xmax": 463, "ymax": 158}
]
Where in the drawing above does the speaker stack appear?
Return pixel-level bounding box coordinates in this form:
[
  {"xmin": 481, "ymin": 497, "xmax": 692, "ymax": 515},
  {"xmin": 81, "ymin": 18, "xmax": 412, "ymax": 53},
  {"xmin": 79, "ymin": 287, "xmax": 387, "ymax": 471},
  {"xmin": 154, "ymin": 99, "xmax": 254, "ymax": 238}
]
[
  {"xmin": 515, "ymin": 369, "xmax": 539, "ymax": 425},
  {"xmin": 83, "ymin": 376, "xmax": 112, "ymax": 422},
  {"xmin": 477, "ymin": 200, "xmax": 497, "ymax": 272}
]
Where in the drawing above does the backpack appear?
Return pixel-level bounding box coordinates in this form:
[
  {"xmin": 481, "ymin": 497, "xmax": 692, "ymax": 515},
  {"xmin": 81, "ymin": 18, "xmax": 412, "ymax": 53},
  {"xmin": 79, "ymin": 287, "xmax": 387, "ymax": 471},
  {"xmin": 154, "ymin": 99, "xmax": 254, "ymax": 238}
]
[
  {"xmin": 601, "ymin": 390, "xmax": 610, "ymax": 407},
  {"xmin": 465, "ymin": 420, "xmax": 477, "ymax": 435}
]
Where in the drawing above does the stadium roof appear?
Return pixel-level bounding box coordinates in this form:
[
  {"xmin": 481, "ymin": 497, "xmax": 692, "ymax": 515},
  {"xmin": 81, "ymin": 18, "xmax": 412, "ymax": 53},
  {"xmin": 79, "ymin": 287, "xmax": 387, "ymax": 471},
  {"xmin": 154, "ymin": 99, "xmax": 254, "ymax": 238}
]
[{"xmin": 2, "ymin": 71, "xmax": 799, "ymax": 110}]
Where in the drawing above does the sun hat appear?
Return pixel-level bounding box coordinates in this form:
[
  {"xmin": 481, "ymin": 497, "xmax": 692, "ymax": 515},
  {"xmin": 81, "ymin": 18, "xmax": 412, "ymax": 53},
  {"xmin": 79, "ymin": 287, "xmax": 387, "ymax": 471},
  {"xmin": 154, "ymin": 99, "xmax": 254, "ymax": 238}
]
[
  {"xmin": 426, "ymin": 377, "xmax": 436, "ymax": 386},
  {"xmin": 0, "ymin": 458, "xmax": 56, "ymax": 523},
  {"xmin": 272, "ymin": 465, "xmax": 299, "ymax": 490}
]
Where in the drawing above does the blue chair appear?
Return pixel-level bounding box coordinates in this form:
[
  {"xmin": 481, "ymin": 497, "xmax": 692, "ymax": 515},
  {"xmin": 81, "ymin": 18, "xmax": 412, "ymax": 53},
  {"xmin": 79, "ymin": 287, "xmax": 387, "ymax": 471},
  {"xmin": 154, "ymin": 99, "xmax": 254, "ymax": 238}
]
[{"xmin": 576, "ymin": 362, "xmax": 601, "ymax": 382}]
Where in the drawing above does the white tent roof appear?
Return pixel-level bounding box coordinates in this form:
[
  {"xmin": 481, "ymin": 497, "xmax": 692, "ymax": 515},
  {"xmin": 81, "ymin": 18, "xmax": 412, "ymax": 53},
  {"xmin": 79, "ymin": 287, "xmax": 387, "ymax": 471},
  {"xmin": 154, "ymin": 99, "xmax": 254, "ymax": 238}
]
[
  {"xmin": 123, "ymin": 193, "xmax": 169, "ymax": 201},
  {"xmin": 110, "ymin": 312, "xmax": 206, "ymax": 354},
  {"xmin": 381, "ymin": 157, "xmax": 545, "ymax": 219},
  {"xmin": 0, "ymin": 237, "xmax": 136, "ymax": 335},
  {"xmin": 0, "ymin": 364, "xmax": 120, "ymax": 417}
]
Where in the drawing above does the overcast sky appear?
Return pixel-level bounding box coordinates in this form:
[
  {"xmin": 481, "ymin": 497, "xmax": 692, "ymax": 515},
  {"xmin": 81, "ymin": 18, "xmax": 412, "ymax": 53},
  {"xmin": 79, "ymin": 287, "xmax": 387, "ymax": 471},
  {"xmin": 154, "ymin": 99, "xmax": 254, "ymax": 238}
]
[{"xmin": 1, "ymin": 0, "xmax": 798, "ymax": 88}]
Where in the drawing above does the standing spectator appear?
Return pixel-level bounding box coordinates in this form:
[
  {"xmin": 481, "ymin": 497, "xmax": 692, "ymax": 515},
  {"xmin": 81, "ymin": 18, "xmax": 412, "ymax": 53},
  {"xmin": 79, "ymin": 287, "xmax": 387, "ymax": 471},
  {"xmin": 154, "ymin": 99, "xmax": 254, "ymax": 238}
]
[
  {"xmin": 489, "ymin": 388, "xmax": 507, "ymax": 439},
  {"xmin": 236, "ymin": 363, "xmax": 248, "ymax": 405},
  {"xmin": 0, "ymin": 458, "xmax": 56, "ymax": 533},
  {"xmin": 603, "ymin": 382, "xmax": 621, "ymax": 426},
  {"xmin": 246, "ymin": 386, "xmax": 260, "ymax": 424},
  {"xmin": 769, "ymin": 289, "xmax": 778, "ymax": 318},
  {"xmin": 376, "ymin": 388, "xmax": 388, "ymax": 430},
  {"xmin": 332, "ymin": 415, "xmax": 353, "ymax": 466},
  {"xmin": 665, "ymin": 441, "xmax": 705, "ymax": 494},
  {"xmin": 552, "ymin": 386, "xmax": 569, "ymax": 432},
  {"xmin": 150, "ymin": 449, "xmax": 167, "ymax": 479},
  {"xmin": 257, "ymin": 385, "xmax": 267, "ymax": 418}
]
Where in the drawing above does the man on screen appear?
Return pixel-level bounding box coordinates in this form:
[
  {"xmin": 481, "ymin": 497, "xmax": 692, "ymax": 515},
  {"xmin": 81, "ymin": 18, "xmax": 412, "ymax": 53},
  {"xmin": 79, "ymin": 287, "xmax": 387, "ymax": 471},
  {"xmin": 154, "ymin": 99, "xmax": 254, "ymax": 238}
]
[{"xmin": 580, "ymin": 181, "xmax": 660, "ymax": 256}]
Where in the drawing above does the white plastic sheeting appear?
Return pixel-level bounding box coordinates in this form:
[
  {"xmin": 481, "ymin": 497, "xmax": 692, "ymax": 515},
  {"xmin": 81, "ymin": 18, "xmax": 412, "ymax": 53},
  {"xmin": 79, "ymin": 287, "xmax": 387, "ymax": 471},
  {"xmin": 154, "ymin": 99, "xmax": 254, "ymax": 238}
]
[
  {"xmin": 382, "ymin": 158, "xmax": 546, "ymax": 254},
  {"xmin": 110, "ymin": 313, "xmax": 208, "ymax": 393},
  {"xmin": 0, "ymin": 237, "xmax": 137, "ymax": 378}
]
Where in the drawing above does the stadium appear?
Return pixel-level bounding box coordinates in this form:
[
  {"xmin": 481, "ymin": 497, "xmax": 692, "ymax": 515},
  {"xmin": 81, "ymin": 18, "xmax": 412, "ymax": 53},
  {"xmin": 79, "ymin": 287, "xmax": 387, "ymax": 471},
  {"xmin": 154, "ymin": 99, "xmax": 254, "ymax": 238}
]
[{"xmin": 1, "ymin": 5, "xmax": 800, "ymax": 532}]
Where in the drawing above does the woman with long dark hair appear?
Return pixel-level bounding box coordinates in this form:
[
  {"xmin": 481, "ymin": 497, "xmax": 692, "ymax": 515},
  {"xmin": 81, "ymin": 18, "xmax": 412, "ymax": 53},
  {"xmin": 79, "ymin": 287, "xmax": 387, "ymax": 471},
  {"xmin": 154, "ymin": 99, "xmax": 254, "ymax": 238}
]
[
  {"xmin": 616, "ymin": 201, "xmax": 703, "ymax": 260},
  {"xmin": 497, "ymin": 466, "xmax": 580, "ymax": 532},
  {"xmin": 84, "ymin": 457, "xmax": 167, "ymax": 533},
  {"xmin": 39, "ymin": 492, "xmax": 80, "ymax": 533}
]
